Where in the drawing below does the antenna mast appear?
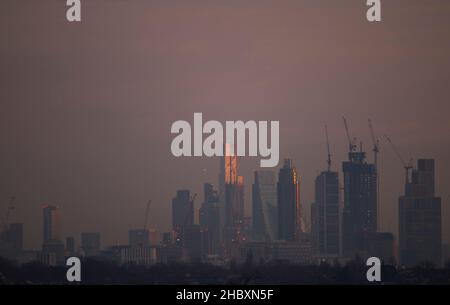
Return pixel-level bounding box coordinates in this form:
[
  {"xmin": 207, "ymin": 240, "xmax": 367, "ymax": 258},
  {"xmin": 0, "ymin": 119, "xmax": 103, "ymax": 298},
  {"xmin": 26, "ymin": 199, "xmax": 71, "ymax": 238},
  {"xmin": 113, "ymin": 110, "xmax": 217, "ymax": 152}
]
[{"xmin": 325, "ymin": 125, "xmax": 332, "ymax": 171}]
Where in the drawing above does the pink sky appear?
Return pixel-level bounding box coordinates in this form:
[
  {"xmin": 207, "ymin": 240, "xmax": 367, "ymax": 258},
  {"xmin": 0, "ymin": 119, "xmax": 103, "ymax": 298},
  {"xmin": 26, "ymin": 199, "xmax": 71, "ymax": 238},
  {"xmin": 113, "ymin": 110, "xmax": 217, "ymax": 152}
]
[{"xmin": 1, "ymin": 0, "xmax": 449, "ymax": 249}]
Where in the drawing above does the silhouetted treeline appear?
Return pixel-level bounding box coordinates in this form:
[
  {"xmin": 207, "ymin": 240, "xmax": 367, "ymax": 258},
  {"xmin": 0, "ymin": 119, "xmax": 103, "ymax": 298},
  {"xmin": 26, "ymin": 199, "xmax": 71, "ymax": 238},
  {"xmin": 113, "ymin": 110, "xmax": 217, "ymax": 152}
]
[{"xmin": 1, "ymin": 256, "xmax": 449, "ymax": 285}]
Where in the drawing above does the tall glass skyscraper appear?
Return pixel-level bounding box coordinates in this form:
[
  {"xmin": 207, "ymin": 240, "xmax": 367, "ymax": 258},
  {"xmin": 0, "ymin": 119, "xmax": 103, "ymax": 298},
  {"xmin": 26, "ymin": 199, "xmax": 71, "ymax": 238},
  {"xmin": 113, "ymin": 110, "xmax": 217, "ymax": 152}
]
[
  {"xmin": 42, "ymin": 205, "xmax": 61, "ymax": 243},
  {"xmin": 311, "ymin": 170, "xmax": 340, "ymax": 256},
  {"xmin": 172, "ymin": 190, "xmax": 193, "ymax": 233},
  {"xmin": 399, "ymin": 159, "xmax": 442, "ymax": 267},
  {"xmin": 41, "ymin": 204, "xmax": 64, "ymax": 265},
  {"xmin": 277, "ymin": 159, "xmax": 301, "ymax": 242},
  {"xmin": 342, "ymin": 150, "xmax": 377, "ymax": 258},
  {"xmin": 252, "ymin": 170, "xmax": 277, "ymax": 241},
  {"xmin": 199, "ymin": 183, "xmax": 221, "ymax": 255}
]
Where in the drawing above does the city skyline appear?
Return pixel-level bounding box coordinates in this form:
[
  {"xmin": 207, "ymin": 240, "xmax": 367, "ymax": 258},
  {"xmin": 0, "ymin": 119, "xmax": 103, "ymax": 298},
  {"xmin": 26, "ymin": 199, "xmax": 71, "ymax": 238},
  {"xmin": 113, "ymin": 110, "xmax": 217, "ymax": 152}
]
[
  {"xmin": 1, "ymin": 148, "xmax": 444, "ymax": 262},
  {"xmin": 1, "ymin": 0, "xmax": 450, "ymax": 251},
  {"xmin": 1, "ymin": 127, "xmax": 448, "ymax": 252},
  {"xmin": 0, "ymin": 133, "xmax": 446, "ymax": 272}
]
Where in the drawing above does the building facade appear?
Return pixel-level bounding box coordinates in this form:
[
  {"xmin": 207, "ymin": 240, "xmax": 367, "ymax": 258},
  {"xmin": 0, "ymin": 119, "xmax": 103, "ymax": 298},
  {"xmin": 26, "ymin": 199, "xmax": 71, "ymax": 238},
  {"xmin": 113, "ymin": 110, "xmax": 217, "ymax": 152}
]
[
  {"xmin": 277, "ymin": 159, "xmax": 301, "ymax": 241},
  {"xmin": 342, "ymin": 151, "xmax": 377, "ymax": 258},
  {"xmin": 172, "ymin": 190, "xmax": 194, "ymax": 233},
  {"xmin": 252, "ymin": 170, "xmax": 277, "ymax": 241},
  {"xmin": 311, "ymin": 170, "xmax": 340, "ymax": 256},
  {"xmin": 399, "ymin": 159, "xmax": 442, "ymax": 267},
  {"xmin": 42, "ymin": 205, "xmax": 61, "ymax": 243},
  {"xmin": 199, "ymin": 183, "xmax": 221, "ymax": 255}
]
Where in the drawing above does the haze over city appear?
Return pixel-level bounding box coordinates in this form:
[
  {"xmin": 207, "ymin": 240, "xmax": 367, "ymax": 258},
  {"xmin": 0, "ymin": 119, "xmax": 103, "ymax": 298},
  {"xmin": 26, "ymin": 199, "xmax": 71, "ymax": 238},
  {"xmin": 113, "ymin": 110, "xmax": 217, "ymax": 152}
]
[{"xmin": 1, "ymin": 0, "xmax": 449, "ymax": 251}]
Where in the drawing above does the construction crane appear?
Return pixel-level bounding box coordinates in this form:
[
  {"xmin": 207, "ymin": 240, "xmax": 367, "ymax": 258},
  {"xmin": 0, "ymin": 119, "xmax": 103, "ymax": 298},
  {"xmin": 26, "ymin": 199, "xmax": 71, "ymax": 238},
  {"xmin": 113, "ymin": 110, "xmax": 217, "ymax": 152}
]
[
  {"xmin": 342, "ymin": 117, "xmax": 357, "ymax": 153},
  {"xmin": 143, "ymin": 199, "xmax": 152, "ymax": 232},
  {"xmin": 384, "ymin": 135, "xmax": 413, "ymax": 187},
  {"xmin": 368, "ymin": 119, "xmax": 380, "ymax": 170},
  {"xmin": 2, "ymin": 196, "xmax": 15, "ymax": 232},
  {"xmin": 325, "ymin": 125, "xmax": 332, "ymax": 171}
]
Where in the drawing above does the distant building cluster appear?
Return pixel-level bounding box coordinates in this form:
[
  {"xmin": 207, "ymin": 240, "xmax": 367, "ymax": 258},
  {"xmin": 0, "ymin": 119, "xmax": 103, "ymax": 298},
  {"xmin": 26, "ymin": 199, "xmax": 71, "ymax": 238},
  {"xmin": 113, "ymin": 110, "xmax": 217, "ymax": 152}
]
[{"xmin": 0, "ymin": 142, "xmax": 446, "ymax": 269}]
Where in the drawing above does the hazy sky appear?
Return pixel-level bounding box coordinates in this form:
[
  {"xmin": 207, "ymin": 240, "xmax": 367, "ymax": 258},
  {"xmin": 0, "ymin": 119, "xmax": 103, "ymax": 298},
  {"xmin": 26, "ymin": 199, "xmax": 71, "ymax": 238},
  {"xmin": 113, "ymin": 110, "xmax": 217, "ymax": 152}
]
[{"xmin": 1, "ymin": 0, "xmax": 449, "ymax": 250}]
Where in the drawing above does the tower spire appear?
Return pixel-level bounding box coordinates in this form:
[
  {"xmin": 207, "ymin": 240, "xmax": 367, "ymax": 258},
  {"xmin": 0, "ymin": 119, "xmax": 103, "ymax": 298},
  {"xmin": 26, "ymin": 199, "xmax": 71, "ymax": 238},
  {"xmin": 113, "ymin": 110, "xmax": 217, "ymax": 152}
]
[{"xmin": 325, "ymin": 125, "xmax": 331, "ymax": 171}]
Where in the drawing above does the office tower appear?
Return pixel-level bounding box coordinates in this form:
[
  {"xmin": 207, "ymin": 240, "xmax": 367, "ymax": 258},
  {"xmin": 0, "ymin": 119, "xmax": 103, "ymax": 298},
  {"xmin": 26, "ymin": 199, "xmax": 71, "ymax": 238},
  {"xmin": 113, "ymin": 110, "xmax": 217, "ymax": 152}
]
[
  {"xmin": 224, "ymin": 177, "xmax": 243, "ymax": 228},
  {"xmin": 342, "ymin": 150, "xmax": 377, "ymax": 258},
  {"xmin": 234, "ymin": 176, "xmax": 245, "ymax": 224},
  {"xmin": 42, "ymin": 205, "xmax": 61, "ymax": 243},
  {"xmin": 81, "ymin": 232, "xmax": 101, "ymax": 257},
  {"xmin": 220, "ymin": 143, "xmax": 238, "ymax": 188},
  {"xmin": 129, "ymin": 229, "xmax": 150, "ymax": 248},
  {"xmin": 41, "ymin": 205, "xmax": 64, "ymax": 265},
  {"xmin": 399, "ymin": 159, "xmax": 442, "ymax": 267},
  {"xmin": 252, "ymin": 170, "xmax": 277, "ymax": 241},
  {"xmin": 216, "ymin": 143, "xmax": 247, "ymax": 256},
  {"xmin": 172, "ymin": 190, "xmax": 194, "ymax": 233},
  {"xmin": 66, "ymin": 236, "xmax": 75, "ymax": 255},
  {"xmin": 218, "ymin": 143, "xmax": 238, "ymax": 233},
  {"xmin": 199, "ymin": 183, "xmax": 221, "ymax": 255},
  {"xmin": 311, "ymin": 171, "xmax": 340, "ymax": 256},
  {"xmin": 277, "ymin": 159, "xmax": 301, "ymax": 241},
  {"xmin": 223, "ymin": 176, "xmax": 246, "ymax": 255}
]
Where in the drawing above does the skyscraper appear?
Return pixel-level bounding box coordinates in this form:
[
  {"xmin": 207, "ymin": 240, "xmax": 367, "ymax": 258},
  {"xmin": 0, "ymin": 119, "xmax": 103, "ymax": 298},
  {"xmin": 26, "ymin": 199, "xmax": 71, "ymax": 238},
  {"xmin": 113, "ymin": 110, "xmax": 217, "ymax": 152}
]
[
  {"xmin": 223, "ymin": 175, "xmax": 244, "ymax": 228},
  {"xmin": 399, "ymin": 159, "xmax": 442, "ymax": 267},
  {"xmin": 218, "ymin": 143, "xmax": 238, "ymax": 233},
  {"xmin": 41, "ymin": 205, "xmax": 64, "ymax": 265},
  {"xmin": 42, "ymin": 205, "xmax": 61, "ymax": 243},
  {"xmin": 217, "ymin": 143, "xmax": 248, "ymax": 256},
  {"xmin": 220, "ymin": 143, "xmax": 237, "ymax": 187},
  {"xmin": 342, "ymin": 150, "xmax": 377, "ymax": 258},
  {"xmin": 277, "ymin": 159, "xmax": 301, "ymax": 241},
  {"xmin": 224, "ymin": 175, "xmax": 246, "ymax": 254},
  {"xmin": 199, "ymin": 183, "xmax": 221, "ymax": 255},
  {"xmin": 172, "ymin": 190, "xmax": 194, "ymax": 233},
  {"xmin": 252, "ymin": 170, "xmax": 277, "ymax": 241},
  {"xmin": 311, "ymin": 170, "xmax": 340, "ymax": 256}
]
